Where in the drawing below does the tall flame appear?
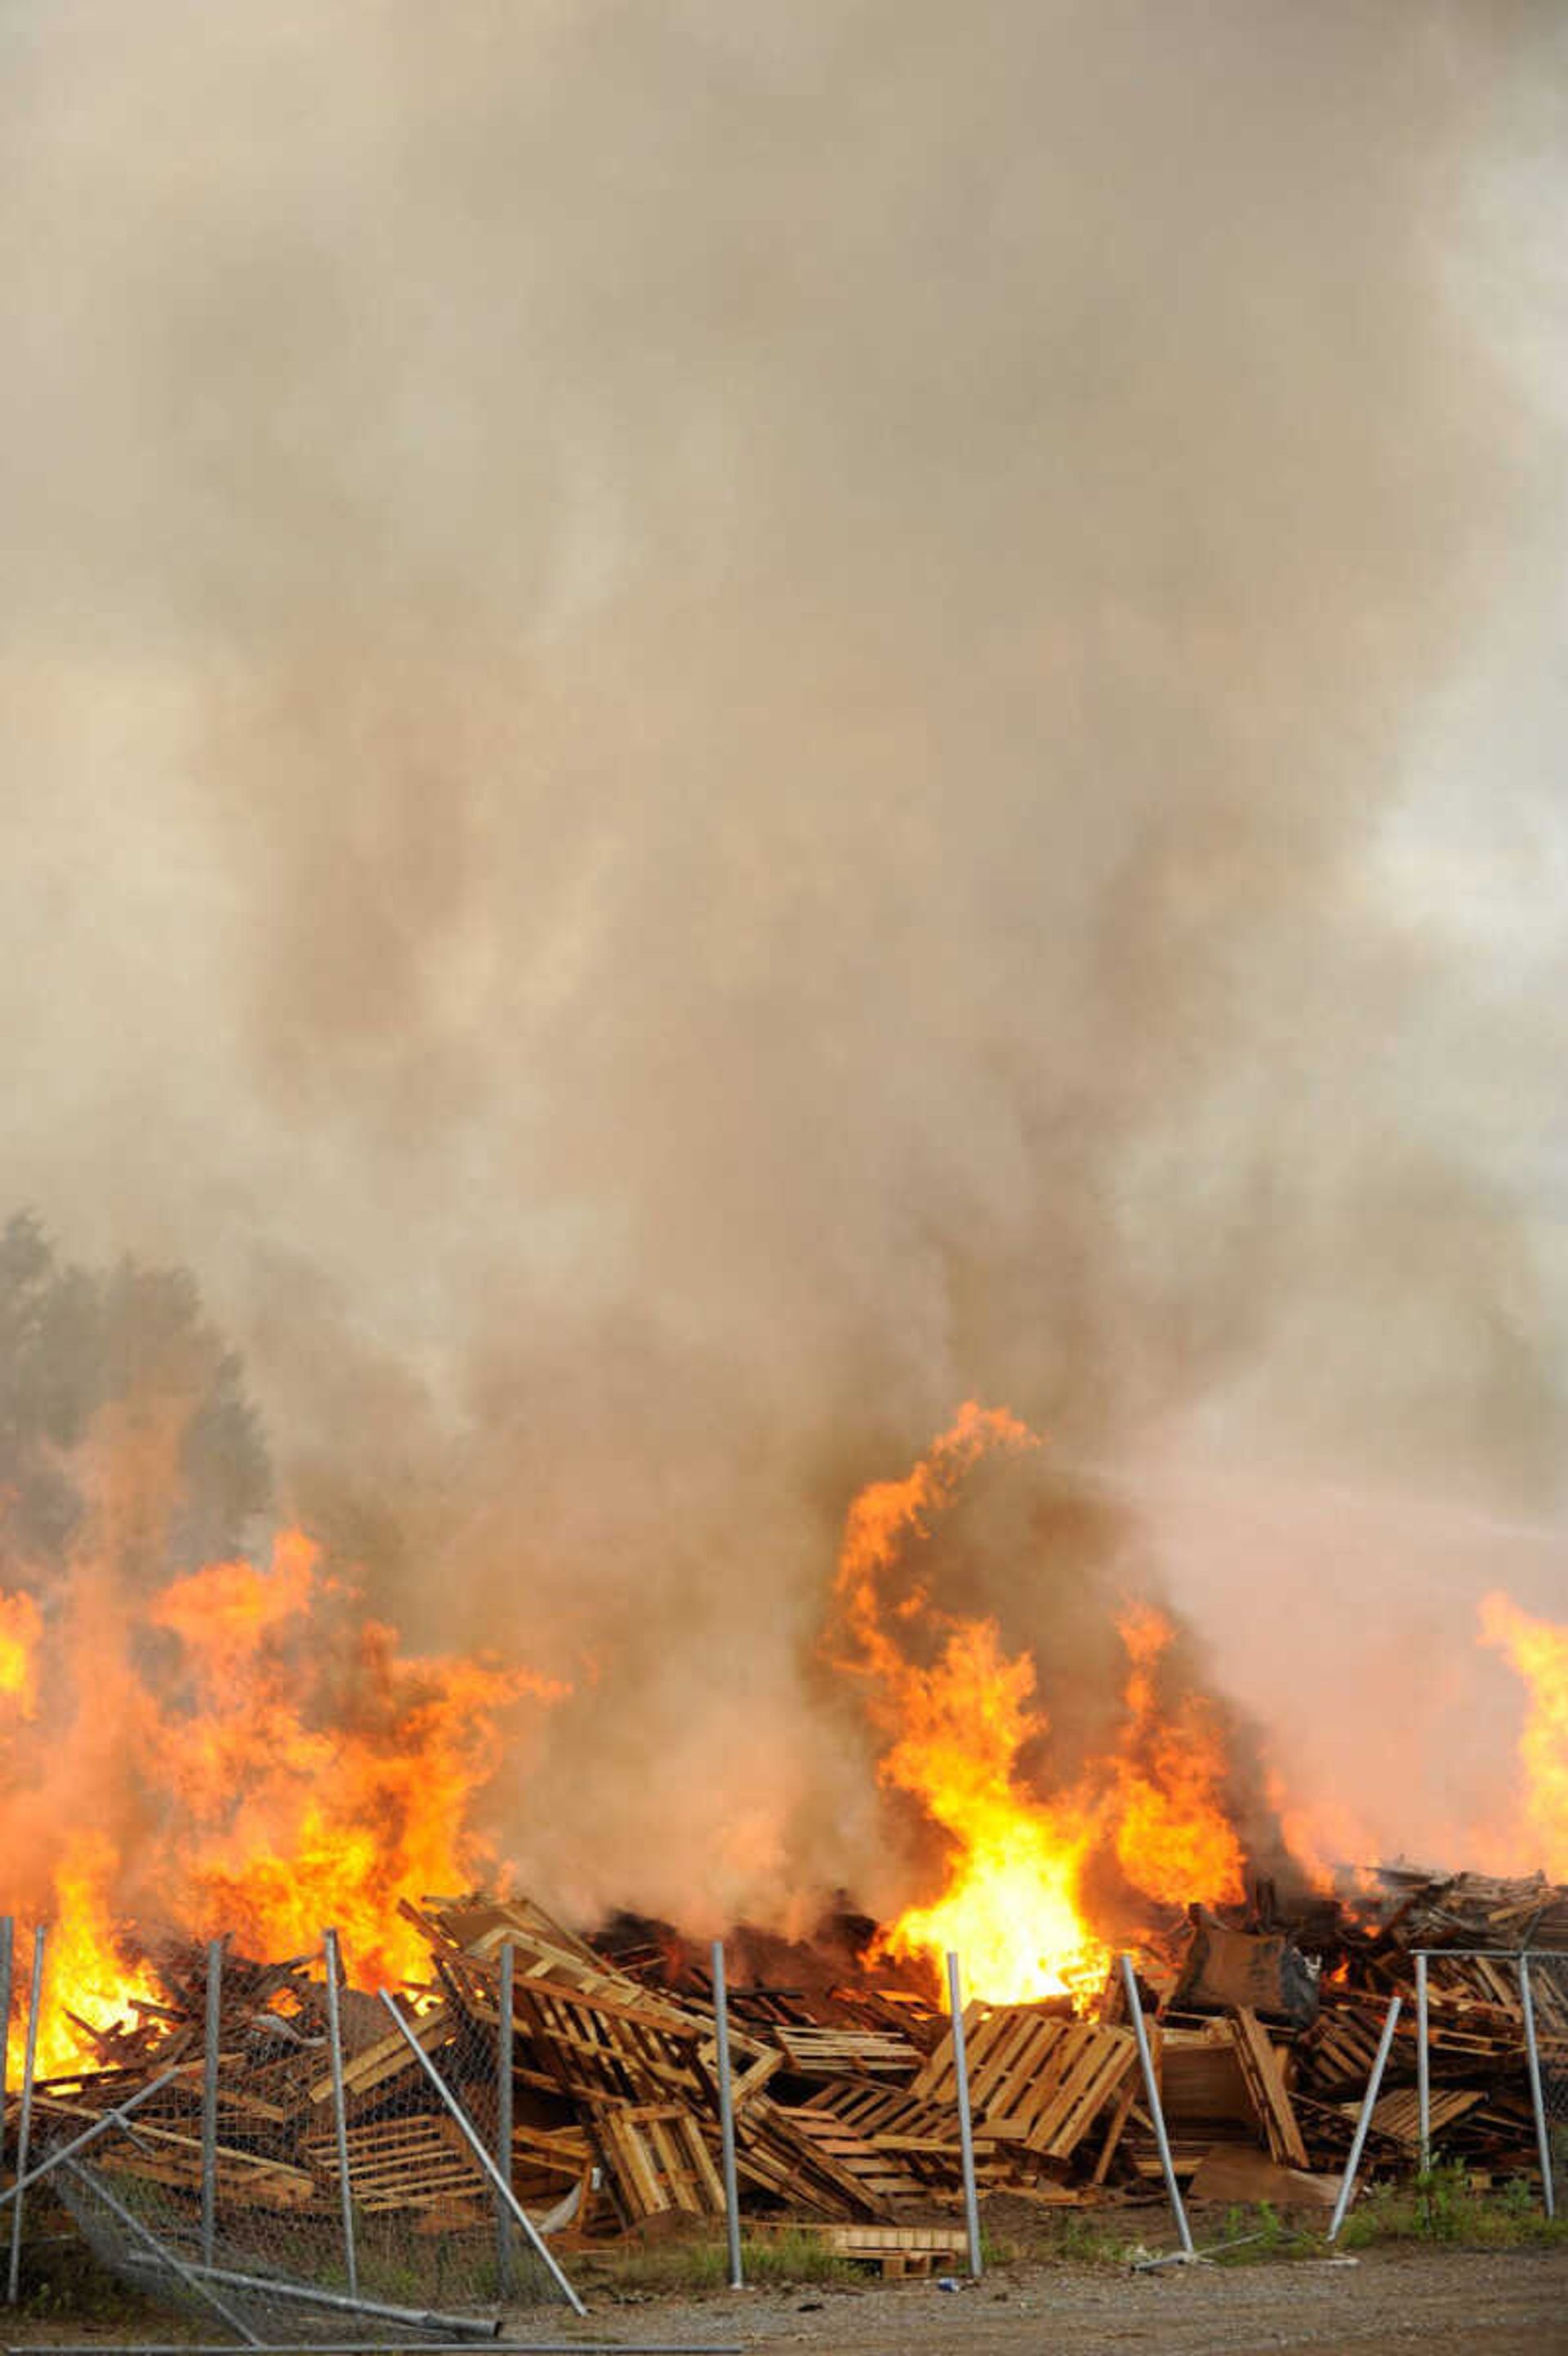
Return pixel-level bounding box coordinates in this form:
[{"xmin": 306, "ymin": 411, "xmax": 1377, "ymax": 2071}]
[
  {"xmin": 31, "ymin": 1832, "xmax": 164, "ymax": 2077},
  {"xmin": 0, "ymin": 1591, "xmax": 42, "ymax": 1720},
  {"xmin": 831, "ymin": 1403, "xmax": 1106, "ymax": 1997},
  {"xmin": 1110, "ymin": 1600, "xmax": 1246, "ymax": 1908},
  {"xmin": 1478, "ymin": 1591, "xmax": 1568, "ymax": 1878},
  {"xmin": 831, "ymin": 1404, "xmax": 1255, "ymax": 2003},
  {"xmin": 0, "ymin": 1529, "xmax": 567, "ymax": 2064}
]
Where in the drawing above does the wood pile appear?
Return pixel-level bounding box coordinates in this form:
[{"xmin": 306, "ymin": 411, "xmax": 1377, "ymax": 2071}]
[{"xmin": 7, "ymin": 1866, "xmax": 1562, "ymax": 2257}]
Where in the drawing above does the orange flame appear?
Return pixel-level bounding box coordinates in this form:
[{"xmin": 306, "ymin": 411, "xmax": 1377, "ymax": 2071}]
[
  {"xmin": 831, "ymin": 1406, "xmax": 1257, "ymax": 2004},
  {"xmin": 139, "ymin": 1531, "xmax": 565, "ymax": 1983},
  {"xmin": 1109, "ymin": 1601, "xmax": 1245, "ymax": 1908},
  {"xmin": 29, "ymin": 1831, "xmax": 164, "ymax": 2077},
  {"xmin": 0, "ymin": 1530, "xmax": 568, "ymax": 2064},
  {"xmin": 831, "ymin": 1404, "xmax": 1107, "ymax": 2000},
  {"xmin": 1478, "ymin": 1590, "xmax": 1568, "ymax": 1878},
  {"xmin": 0, "ymin": 1590, "xmax": 42, "ymax": 1719}
]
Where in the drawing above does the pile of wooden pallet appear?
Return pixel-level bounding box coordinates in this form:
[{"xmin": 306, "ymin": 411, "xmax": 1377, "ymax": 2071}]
[
  {"xmin": 1283, "ymin": 1867, "xmax": 1568, "ymax": 2187},
  {"xmin": 8, "ymin": 1867, "xmax": 1563, "ymax": 2256}
]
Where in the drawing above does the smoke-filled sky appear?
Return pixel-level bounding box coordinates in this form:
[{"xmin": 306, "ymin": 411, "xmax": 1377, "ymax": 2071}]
[{"xmin": 3, "ymin": 2, "xmax": 1566, "ymax": 1921}]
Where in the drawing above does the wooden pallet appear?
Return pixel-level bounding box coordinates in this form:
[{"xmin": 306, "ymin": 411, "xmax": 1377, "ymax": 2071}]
[
  {"xmin": 906, "ymin": 2004, "xmax": 1138, "ymax": 2164},
  {"xmin": 439, "ymin": 1945, "xmax": 778, "ymax": 2122},
  {"xmin": 589, "ymin": 2099, "xmax": 724, "ymax": 2224},
  {"xmin": 1366, "ymin": 2086, "xmax": 1486, "ymax": 2151},
  {"xmin": 773, "ymin": 2025, "xmax": 920, "ymax": 2079},
  {"xmin": 301, "ymin": 2110, "xmax": 481, "ymax": 2214},
  {"xmin": 778, "ymin": 2102, "xmax": 931, "ymax": 2211},
  {"xmin": 733, "ymin": 2095, "xmax": 897, "ymax": 2222},
  {"xmin": 36, "ymin": 2096, "xmax": 317, "ymax": 2210},
  {"xmin": 1232, "ymin": 2006, "xmax": 1308, "ymax": 2168}
]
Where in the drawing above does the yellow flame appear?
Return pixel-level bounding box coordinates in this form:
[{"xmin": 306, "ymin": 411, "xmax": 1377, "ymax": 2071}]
[{"xmin": 1479, "ymin": 1591, "xmax": 1568, "ymax": 1878}]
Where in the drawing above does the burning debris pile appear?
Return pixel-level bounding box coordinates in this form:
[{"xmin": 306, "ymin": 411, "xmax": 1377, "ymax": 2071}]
[
  {"xmin": 0, "ymin": 1296, "xmax": 1561, "ymax": 2291},
  {"xmin": 8, "ymin": 1864, "xmax": 1563, "ymax": 2290}
]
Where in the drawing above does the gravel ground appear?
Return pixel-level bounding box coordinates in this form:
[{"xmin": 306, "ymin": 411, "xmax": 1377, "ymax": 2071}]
[
  {"xmin": 4, "ymin": 2245, "xmax": 1563, "ymax": 2355},
  {"xmin": 574, "ymin": 2244, "xmax": 1568, "ymax": 2354}
]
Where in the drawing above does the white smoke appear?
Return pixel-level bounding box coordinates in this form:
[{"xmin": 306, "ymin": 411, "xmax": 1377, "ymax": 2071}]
[{"xmin": 2, "ymin": 2, "xmax": 1565, "ymax": 1920}]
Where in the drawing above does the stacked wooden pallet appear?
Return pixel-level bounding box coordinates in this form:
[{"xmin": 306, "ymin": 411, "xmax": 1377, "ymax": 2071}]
[{"xmin": 8, "ymin": 1865, "xmax": 1563, "ymax": 2255}]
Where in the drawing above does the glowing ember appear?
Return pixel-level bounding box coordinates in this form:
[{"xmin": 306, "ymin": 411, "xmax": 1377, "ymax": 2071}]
[{"xmin": 1478, "ymin": 1590, "xmax": 1568, "ymax": 1879}]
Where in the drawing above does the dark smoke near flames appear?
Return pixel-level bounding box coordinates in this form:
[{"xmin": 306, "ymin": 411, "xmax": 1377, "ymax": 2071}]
[{"xmin": 2, "ymin": 4, "xmax": 1566, "ymax": 1939}]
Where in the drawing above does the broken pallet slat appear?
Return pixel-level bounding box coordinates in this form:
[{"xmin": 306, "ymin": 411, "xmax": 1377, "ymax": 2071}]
[
  {"xmin": 778, "ymin": 2104, "xmax": 930, "ymax": 2211},
  {"xmin": 1231, "ymin": 2006, "xmax": 1309, "ymax": 2170}
]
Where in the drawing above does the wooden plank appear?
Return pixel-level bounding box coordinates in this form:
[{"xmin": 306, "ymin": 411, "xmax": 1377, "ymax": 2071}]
[
  {"xmin": 782, "ymin": 2106, "xmax": 929, "ymax": 2211},
  {"xmin": 772, "ymin": 2026, "xmax": 920, "ymax": 2079},
  {"xmin": 1089, "ymin": 2067, "xmax": 1142, "ymax": 2187},
  {"xmin": 305, "ymin": 2003, "xmax": 452, "ymax": 2108},
  {"xmin": 1231, "ymin": 2007, "xmax": 1308, "ymax": 2169},
  {"xmin": 590, "ymin": 2101, "xmax": 725, "ymax": 2225},
  {"xmin": 1023, "ymin": 2026, "xmax": 1138, "ymax": 2160}
]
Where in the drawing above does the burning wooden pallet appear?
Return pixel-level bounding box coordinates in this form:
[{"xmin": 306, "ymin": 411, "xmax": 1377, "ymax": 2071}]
[{"xmin": 7, "ymin": 1863, "xmax": 1562, "ymax": 2265}]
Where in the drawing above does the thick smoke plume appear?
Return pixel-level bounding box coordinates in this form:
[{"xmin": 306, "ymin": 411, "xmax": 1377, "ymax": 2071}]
[{"xmin": 2, "ymin": 4, "xmax": 1566, "ymax": 1925}]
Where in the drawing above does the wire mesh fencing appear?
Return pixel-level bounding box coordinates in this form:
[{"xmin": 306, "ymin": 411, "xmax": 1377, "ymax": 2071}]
[
  {"xmin": 1412, "ymin": 1945, "xmax": 1566, "ymax": 2215},
  {"xmin": 1521, "ymin": 1952, "xmax": 1567, "ymax": 2203},
  {"xmin": 7, "ymin": 1927, "xmax": 577, "ymax": 2341}
]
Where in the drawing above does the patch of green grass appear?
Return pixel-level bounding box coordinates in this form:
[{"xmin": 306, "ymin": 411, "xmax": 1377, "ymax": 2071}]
[
  {"xmin": 573, "ymin": 2224, "xmax": 859, "ymax": 2300},
  {"xmin": 743, "ymin": 2228, "xmax": 858, "ymax": 2287},
  {"xmin": 1338, "ymin": 2161, "xmax": 1567, "ymax": 2251},
  {"xmin": 978, "ymin": 2225, "xmax": 1020, "ymax": 2268},
  {"xmin": 981, "ymin": 2207, "xmax": 1143, "ymax": 2269},
  {"xmin": 1201, "ymin": 2201, "xmax": 1319, "ymax": 2265},
  {"xmin": 13, "ymin": 2229, "xmax": 170, "ymax": 2326}
]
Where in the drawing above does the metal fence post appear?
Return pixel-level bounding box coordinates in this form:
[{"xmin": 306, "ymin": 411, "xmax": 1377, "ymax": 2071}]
[
  {"xmin": 200, "ymin": 1936, "xmax": 223, "ymax": 2265},
  {"xmin": 1119, "ymin": 1952, "xmax": 1194, "ymax": 2258},
  {"xmin": 0, "ymin": 2065, "xmax": 190, "ymax": 2213},
  {"xmin": 945, "ymin": 1952, "xmax": 984, "ymax": 2280},
  {"xmin": 376, "ymin": 1990, "xmax": 586, "ymax": 2316},
  {"xmin": 7, "ymin": 1924, "xmax": 46, "ymax": 2305},
  {"xmin": 1414, "ymin": 1952, "xmax": 1430, "ymax": 2175},
  {"xmin": 496, "ymin": 1937, "xmax": 514, "ymax": 2300},
  {"xmin": 321, "ymin": 1927, "xmax": 358, "ymax": 2300},
  {"xmin": 710, "ymin": 1940, "xmax": 744, "ymax": 2291},
  {"xmin": 1518, "ymin": 1956, "xmax": 1555, "ymax": 2220},
  {"xmin": 1327, "ymin": 1992, "xmax": 1401, "ymax": 2243}
]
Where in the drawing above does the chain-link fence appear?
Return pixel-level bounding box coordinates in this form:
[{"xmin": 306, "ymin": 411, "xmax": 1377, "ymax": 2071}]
[
  {"xmin": 2, "ymin": 1925, "xmax": 580, "ymax": 2343},
  {"xmin": 1520, "ymin": 1952, "xmax": 1567, "ymax": 2202},
  {"xmin": 1412, "ymin": 1947, "xmax": 1566, "ymax": 2216}
]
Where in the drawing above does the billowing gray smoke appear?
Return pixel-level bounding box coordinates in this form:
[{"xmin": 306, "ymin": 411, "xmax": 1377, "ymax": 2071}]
[{"xmin": 2, "ymin": 3, "xmax": 1565, "ymax": 1923}]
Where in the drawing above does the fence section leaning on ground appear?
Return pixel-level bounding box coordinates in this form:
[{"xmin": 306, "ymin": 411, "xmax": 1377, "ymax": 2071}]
[{"xmin": 1, "ymin": 1925, "xmax": 574, "ymax": 2341}]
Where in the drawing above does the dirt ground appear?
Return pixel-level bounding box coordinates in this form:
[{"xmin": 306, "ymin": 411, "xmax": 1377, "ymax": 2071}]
[
  {"xmin": 583, "ymin": 2244, "xmax": 1568, "ymax": 2354},
  {"xmin": 2, "ymin": 2244, "xmax": 1564, "ymax": 2355}
]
